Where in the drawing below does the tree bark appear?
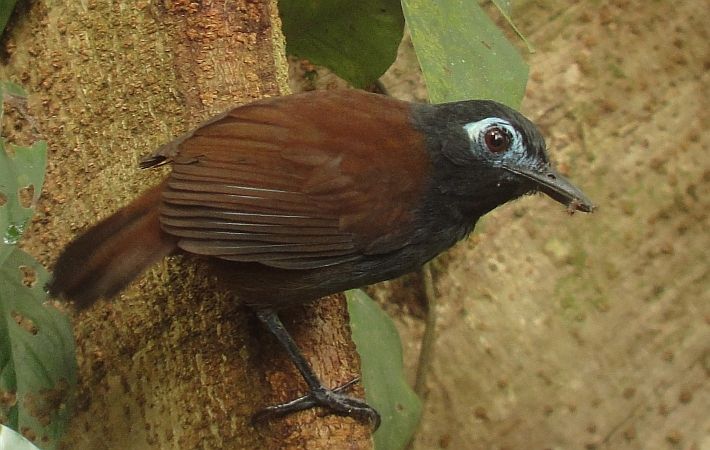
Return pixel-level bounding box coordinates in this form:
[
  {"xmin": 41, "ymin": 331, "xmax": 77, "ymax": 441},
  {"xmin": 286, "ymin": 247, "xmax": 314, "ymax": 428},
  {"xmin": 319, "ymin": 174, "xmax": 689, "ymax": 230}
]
[{"xmin": 1, "ymin": 1, "xmax": 372, "ymax": 448}]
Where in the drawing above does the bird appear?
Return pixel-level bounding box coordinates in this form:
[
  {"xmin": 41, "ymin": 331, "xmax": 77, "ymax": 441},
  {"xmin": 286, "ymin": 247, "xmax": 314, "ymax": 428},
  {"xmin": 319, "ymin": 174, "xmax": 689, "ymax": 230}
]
[{"xmin": 49, "ymin": 89, "xmax": 594, "ymax": 428}]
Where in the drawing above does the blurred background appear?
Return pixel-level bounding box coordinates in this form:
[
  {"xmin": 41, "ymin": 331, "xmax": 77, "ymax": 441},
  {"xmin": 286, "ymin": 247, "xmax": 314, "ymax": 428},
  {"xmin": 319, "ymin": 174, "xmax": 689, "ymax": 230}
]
[{"xmin": 402, "ymin": 1, "xmax": 709, "ymax": 448}]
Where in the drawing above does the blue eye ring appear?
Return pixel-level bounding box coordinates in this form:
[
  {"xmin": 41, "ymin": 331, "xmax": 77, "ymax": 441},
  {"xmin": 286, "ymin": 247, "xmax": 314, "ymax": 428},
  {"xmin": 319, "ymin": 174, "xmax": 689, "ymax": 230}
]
[{"xmin": 463, "ymin": 118, "xmax": 522, "ymax": 160}]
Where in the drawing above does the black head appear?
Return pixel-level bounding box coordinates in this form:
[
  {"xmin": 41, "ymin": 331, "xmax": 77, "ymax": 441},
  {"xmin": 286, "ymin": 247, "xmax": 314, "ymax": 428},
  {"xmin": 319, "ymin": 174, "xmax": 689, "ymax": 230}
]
[{"xmin": 413, "ymin": 99, "xmax": 594, "ymax": 219}]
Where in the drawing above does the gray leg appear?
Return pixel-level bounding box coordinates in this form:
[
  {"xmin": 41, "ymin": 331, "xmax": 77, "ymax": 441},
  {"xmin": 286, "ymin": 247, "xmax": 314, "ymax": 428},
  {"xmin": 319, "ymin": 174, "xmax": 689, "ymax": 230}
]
[{"xmin": 252, "ymin": 308, "xmax": 381, "ymax": 429}]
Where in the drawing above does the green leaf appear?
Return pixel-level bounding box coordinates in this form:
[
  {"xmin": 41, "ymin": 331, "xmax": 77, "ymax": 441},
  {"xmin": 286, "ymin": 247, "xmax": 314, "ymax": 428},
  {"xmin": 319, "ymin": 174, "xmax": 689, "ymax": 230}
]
[
  {"xmin": 0, "ymin": 84, "xmax": 47, "ymax": 246},
  {"xmin": 490, "ymin": 0, "xmax": 534, "ymax": 53},
  {"xmin": 491, "ymin": 0, "xmax": 512, "ymax": 16},
  {"xmin": 402, "ymin": 0, "xmax": 529, "ymax": 107},
  {"xmin": 0, "ymin": 83, "xmax": 76, "ymax": 450},
  {"xmin": 279, "ymin": 0, "xmax": 405, "ymax": 87},
  {"xmin": 0, "ymin": 81, "xmax": 25, "ymax": 99},
  {"xmin": 346, "ymin": 289, "xmax": 421, "ymax": 450},
  {"xmin": 0, "ymin": 249, "xmax": 76, "ymax": 450},
  {"xmin": 0, "ymin": 0, "xmax": 19, "ymax": 35},
  {"xmin": 0, "ymin": 424, "xmax": 43, "ymax": 450},
  {"xmin": 0, "ymin": 139, "xmax": 47, "ymax": 246}
]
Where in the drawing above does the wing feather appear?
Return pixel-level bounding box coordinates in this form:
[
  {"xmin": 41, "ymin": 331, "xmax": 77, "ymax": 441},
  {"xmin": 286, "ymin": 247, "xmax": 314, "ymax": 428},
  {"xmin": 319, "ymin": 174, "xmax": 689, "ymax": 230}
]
[
  {"xmin": 160, "ymin": 206, "xmax": 338, "ymax": 231},
  {"xmin": 178, "ymin": 240, "xmax": 354, "ymax": 256},
  {"xmin": 147, "ymin": 91, "xmax": 429, "ymax": 268},
  {"xmin": 219, "ymin": 254, "xmax": 360, "ymax": 269},
  {"xmin": 160, "ymin": 224, "xmax": 351, "ymax": 244}
]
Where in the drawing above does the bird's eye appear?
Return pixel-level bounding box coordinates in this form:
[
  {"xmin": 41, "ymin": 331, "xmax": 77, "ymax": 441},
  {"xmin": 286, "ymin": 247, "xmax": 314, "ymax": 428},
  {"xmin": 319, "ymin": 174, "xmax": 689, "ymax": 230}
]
[{"xmin": 484, "ymin": 127, "xmax": 511, "ymax": 153}]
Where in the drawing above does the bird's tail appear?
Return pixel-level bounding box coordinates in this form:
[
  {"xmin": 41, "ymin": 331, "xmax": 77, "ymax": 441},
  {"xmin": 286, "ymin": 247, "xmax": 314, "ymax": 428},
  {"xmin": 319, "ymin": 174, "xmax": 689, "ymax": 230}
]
[{"xmin": 49, "ymin": 182, "xmax": 177, "ymax": 310}]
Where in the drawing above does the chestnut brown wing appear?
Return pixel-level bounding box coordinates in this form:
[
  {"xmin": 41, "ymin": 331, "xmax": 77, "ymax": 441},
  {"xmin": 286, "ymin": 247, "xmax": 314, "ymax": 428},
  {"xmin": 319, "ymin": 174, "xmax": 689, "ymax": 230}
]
[{"xmin": 147, "ymin": 90, "xmax": 430, "ymax": 269}]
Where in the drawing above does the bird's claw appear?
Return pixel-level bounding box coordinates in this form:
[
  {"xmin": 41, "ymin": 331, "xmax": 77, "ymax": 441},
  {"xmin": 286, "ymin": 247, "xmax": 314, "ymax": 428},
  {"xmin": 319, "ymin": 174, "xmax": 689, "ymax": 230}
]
[{"xmin": 252, "ymin": 377, "xmax": 381, "ymax": 430}]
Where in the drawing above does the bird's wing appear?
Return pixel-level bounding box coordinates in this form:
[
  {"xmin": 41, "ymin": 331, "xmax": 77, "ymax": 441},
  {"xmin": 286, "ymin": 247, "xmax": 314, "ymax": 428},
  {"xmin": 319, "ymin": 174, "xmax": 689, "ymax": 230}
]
[{"xmin": 144, "ymin": 91, "xmax": 431, "ymax": 269}]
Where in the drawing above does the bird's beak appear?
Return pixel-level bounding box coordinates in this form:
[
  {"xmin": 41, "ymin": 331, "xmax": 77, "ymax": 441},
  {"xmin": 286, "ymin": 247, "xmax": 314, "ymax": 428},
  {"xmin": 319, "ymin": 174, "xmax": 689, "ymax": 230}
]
[{"xmin": 503, "ymin": 165, "xmax": 595, "ymax": 213}]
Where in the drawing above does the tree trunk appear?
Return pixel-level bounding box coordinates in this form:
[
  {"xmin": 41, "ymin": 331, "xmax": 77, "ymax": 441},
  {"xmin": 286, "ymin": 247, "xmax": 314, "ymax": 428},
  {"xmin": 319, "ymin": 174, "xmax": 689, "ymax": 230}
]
[{"xmin": 1, "ymin": 1, "xmax": 372, "ymax": 448}]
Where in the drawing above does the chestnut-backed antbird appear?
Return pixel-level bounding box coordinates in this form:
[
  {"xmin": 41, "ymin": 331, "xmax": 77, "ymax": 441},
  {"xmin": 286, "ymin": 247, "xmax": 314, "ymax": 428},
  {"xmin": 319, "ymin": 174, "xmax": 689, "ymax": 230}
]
[{"xmin": 50, "ymin": 89, "xmax": 594, "ymax": 428}]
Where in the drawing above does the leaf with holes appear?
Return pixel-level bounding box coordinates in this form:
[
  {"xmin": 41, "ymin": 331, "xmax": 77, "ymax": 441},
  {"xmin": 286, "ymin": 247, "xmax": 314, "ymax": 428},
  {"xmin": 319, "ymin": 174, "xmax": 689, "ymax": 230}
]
[
  {"xmin": 0, "ymin": 83, "xmax": 46, "ymax": 249},
  {"xmin": 0, "ymin": 249, "xmax": 75, "ymax": 449},
  {"xmin": 346, "ymin": 289, "xmax": 421, "ymax": 450},
  {"xmin": 0, "ymin": 82, "xmax": 76, "ymax": 449}
]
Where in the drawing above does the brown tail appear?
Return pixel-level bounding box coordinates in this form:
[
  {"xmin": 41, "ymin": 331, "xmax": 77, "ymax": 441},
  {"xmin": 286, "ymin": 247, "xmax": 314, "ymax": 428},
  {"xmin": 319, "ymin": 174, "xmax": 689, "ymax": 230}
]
[{"xmin": 49, "ymin": 182, "xmax": 177, "ymax": 310}]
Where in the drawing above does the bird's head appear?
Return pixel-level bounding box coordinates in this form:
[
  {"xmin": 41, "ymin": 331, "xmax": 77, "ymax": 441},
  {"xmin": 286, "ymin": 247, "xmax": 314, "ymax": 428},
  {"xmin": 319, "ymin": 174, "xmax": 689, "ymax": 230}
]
[{"xmin": 415, "ymin": 100, "xmax": 595, "ymax": 217}]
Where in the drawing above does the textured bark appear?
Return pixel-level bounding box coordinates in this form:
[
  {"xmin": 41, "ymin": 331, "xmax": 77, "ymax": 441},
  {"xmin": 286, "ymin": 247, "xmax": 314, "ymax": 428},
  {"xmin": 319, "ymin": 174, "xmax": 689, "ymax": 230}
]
[{"xmin": 1, "ymin": 1, "xmax": 371, "ymax": 448}]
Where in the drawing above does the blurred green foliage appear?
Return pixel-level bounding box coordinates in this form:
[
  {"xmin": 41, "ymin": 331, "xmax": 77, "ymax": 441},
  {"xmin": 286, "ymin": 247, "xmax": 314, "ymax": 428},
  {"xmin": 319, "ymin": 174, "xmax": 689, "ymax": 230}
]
[
  {"xmin": 346, "ymin": 289, "xmax": 422, "ymax": 450},
  {"xmin": 279, "ymin": 0, "xmax": 405, "ymax": 87},
  {"xmin": 402, "ymin": 0, "xmax": 529, "ymax": 107},
  {"xmin": 0, "ymin": 0, "xmax": 18, "ymax": 35}
]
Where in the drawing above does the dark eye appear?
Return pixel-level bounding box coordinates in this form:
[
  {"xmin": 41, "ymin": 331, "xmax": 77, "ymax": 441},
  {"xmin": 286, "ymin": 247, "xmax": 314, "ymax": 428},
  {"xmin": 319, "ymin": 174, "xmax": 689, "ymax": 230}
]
[{"xmin": 484, "ymin": 127, "xmax": 511, "ymax": 153}]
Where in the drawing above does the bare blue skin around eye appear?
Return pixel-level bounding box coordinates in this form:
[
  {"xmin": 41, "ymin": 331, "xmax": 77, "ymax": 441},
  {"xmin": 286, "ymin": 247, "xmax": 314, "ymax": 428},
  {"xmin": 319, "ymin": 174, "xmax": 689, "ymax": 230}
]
[{"xmin": 463, "ymin": 117, "xmax": 537, "ymax": 169}]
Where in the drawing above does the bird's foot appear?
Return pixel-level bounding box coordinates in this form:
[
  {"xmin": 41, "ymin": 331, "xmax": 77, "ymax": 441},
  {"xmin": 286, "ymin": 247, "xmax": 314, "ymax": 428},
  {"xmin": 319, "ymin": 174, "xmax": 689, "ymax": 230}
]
[{"xmin": 252, "ymin": 377, "xmax": 381, "ymax": 429}]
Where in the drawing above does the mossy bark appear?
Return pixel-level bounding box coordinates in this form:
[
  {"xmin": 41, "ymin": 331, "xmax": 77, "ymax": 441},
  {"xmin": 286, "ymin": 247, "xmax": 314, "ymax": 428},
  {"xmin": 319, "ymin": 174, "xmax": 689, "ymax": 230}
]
[{"xmin": 1, "ymin": 1, "xmax": 372, "ymax": 448}]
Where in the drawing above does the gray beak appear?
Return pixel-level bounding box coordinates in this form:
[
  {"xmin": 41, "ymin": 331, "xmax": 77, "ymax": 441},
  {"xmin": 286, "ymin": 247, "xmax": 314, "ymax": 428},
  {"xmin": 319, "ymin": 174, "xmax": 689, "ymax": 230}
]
[{"xmin": 503, "ymin": 165, "xmax": 595, "ymax": 213}]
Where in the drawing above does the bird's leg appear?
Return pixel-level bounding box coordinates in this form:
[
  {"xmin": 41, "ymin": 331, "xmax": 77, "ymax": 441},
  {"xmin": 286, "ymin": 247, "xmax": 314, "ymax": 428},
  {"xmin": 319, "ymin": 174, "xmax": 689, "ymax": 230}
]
[{"xmin": 252, "ymin": 308, "xmax": 381, "ymax": 429}]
